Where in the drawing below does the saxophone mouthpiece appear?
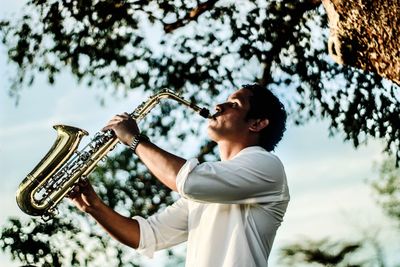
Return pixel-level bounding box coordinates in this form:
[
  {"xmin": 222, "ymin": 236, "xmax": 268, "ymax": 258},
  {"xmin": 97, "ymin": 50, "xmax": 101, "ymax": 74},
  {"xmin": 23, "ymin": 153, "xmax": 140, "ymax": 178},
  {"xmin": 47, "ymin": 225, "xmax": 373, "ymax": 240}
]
[{"xmin": 199, "ymin": 108, "xmax": 212, "ymax": 119}]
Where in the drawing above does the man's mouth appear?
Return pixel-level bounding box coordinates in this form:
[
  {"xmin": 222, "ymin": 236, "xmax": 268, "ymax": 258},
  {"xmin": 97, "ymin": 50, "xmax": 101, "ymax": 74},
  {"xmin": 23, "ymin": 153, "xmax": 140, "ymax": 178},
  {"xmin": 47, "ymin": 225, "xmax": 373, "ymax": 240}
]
[{"xmin": 210, "ymin": 111, "xmax": 222, "ymax": 120}]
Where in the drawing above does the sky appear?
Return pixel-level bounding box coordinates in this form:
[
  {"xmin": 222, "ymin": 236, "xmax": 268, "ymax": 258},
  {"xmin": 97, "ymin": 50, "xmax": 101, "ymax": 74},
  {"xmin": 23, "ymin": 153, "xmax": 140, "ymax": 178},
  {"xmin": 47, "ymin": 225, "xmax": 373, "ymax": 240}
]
[{"xmin": 1, "ymin": 2, "xmax": 399, "ymax": 267}]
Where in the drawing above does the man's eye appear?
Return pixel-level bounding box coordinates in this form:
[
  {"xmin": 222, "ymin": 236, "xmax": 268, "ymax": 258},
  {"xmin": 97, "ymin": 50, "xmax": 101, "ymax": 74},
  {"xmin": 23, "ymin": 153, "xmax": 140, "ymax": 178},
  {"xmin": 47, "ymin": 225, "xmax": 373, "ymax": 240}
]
[{"xmin": 231, "ymin": 102, "xmax": 238, "ymax": 108}]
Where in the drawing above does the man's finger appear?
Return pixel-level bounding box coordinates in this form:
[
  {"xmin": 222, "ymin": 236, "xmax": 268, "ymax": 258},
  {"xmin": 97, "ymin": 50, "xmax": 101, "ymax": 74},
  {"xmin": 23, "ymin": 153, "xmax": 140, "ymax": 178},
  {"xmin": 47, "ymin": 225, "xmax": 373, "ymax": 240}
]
[{"xmin": 67, "ymin": 184, "xmax": 80, "ymax": 199}]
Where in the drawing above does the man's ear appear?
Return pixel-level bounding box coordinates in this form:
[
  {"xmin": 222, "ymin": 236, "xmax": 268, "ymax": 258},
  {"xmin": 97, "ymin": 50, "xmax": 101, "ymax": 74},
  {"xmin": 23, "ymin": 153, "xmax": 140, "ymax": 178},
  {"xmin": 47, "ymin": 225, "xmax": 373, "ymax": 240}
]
[{"xmin": 249, "ymin": 118, "xmax": 269, "ymax": 133}]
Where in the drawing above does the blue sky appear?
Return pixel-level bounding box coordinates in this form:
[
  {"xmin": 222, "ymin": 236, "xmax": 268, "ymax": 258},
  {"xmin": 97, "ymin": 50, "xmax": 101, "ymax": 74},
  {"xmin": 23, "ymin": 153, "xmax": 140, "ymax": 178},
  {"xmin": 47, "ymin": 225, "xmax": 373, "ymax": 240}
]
[{"xmin": 1, "ymin": 1, "xmax": 398, "ymax": 266}]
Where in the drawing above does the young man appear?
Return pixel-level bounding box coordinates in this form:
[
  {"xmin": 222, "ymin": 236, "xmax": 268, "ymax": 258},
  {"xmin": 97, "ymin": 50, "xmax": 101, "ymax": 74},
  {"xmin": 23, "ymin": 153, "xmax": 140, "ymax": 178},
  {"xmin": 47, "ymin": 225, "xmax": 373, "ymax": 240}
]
[{"xmin": 70, "ymin": 84, "xmax": 290, "ymax": 267}]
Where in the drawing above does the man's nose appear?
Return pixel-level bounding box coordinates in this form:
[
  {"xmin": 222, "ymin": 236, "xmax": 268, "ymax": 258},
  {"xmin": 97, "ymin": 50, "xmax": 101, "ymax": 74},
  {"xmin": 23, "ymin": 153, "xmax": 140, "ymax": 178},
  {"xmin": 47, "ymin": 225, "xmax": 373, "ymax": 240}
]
[{"xmin": 215, "ymin": 104, "xmax": 224, "ymax": 113}]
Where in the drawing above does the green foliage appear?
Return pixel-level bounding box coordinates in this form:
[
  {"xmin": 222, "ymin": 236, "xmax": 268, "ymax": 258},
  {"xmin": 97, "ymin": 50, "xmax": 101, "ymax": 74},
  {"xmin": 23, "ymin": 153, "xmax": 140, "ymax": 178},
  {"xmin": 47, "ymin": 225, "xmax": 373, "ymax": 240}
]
[
  {"xmin": 0, "ymin": 216, "xmax": 137, "ymax": 267},
  {"xmin": 0, "ymin": 217, "xmax": 65, "ymax": 266},
  {"xmin": 1, "ymin": 0, "xmax": 399, "ymax": 161}
]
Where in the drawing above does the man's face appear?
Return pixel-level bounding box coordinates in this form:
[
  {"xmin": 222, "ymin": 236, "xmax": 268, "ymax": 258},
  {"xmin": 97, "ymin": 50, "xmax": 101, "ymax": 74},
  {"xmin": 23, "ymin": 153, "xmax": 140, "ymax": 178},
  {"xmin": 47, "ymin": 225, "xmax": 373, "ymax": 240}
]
[{"xmin": 207, "ymin": 88, "xmax": 253, "ymax": 142}]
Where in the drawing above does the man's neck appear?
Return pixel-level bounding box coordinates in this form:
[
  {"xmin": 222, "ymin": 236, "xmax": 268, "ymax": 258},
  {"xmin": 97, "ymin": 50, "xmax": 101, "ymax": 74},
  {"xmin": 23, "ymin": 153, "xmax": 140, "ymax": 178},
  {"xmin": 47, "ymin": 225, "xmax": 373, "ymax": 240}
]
[{"xmin": 218, "ymin": 140, "xmax": 257, "ymax": 161}]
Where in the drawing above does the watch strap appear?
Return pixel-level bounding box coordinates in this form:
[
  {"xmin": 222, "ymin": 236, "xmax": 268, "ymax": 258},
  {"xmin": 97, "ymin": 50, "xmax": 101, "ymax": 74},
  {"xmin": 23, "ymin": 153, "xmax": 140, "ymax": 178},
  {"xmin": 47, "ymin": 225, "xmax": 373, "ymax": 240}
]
[{"xmin": 129, "ymin": 133, "xmax": 150, "ymax": 153}]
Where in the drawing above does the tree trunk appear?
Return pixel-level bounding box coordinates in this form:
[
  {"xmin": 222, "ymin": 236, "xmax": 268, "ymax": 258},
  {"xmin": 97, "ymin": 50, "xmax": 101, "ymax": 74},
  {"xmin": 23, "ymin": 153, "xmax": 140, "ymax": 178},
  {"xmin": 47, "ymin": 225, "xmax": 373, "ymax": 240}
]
[{"xmin": 322, "ymin": 0, "xmax": 400, "ymax": 86}]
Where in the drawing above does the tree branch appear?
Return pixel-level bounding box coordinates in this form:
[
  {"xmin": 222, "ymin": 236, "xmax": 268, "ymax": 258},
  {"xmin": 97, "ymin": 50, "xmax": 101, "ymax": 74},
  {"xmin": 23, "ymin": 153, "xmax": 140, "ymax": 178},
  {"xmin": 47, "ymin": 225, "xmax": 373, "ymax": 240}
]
[
  {"xmin": 258, "ymin": 0, "xmax": 321, "ymax": 86},
  {"xmin": 196, "ymin": 140, "xmax": 217, "ymax": 163},
  {"xmin": 164, "ymin": 0, "xmax": 219, "ymax": 33}
]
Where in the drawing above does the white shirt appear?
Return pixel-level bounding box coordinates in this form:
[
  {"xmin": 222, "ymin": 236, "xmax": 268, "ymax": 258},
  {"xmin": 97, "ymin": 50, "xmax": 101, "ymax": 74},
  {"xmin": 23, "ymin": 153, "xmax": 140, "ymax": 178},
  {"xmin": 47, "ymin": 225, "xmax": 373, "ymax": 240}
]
[{"xmin": 133, "ymin": 146, "xmax": 290, "ymax": 267}]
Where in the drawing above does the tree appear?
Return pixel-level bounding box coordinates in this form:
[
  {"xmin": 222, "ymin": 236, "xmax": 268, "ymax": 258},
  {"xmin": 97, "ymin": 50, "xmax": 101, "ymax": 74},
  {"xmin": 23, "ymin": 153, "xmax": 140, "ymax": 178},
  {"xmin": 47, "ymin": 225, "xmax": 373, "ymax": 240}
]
[
  {"xmin": 1, "ymin": 0, "xmax": 399, "ymax": 160},
  {"xmin": 322, "ymin": 0, "xmax": 400, "ymax": 86},
  {"xmin": 277, "ymin": 157, "xmax": 400, "ymax": 267},
  {"xmin": 1, "ymin": 0, "xmax": 399, "ymax": 265}
]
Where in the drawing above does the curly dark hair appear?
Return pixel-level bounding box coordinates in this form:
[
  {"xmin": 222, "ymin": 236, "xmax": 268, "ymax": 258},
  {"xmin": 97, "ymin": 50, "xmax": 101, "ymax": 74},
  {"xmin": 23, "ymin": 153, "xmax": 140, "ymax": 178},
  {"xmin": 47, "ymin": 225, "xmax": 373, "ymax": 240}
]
[{"xmin": 242, "ymin": 84, "xmax": 287, "ymax": 151}]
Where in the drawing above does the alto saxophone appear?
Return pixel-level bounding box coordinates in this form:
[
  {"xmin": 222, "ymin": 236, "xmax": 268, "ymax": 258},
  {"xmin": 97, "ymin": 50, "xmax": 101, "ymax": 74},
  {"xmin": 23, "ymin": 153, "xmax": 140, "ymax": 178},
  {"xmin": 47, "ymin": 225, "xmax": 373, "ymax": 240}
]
[{"xmin": 16, "ymin": 89, "xmax": 211, "ymax": 220}]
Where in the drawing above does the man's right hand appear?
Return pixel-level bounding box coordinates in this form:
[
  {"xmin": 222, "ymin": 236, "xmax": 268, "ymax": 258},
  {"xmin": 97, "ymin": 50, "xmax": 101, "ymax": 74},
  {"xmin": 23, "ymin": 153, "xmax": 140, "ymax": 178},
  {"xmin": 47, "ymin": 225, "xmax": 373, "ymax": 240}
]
[{"xmin": 102, "ymin": 112, "xmax": 140, "ymax": 146}]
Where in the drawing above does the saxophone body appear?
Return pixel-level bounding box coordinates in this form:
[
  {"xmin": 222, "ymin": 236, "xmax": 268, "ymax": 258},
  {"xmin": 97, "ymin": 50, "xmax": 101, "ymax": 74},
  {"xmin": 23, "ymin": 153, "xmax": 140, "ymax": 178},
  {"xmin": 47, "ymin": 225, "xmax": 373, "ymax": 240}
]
[{"xmin": 16, "ymin": 89, "xmax": 211, "ymax": 220}]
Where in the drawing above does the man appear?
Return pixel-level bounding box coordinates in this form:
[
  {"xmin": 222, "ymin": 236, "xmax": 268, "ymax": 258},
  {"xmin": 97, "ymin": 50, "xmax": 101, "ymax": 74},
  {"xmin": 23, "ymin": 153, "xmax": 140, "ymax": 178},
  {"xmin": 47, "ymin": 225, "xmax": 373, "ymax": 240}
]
[{"xmin": 70, "ymin": 83, "xmax": 290, "ymax": 267}]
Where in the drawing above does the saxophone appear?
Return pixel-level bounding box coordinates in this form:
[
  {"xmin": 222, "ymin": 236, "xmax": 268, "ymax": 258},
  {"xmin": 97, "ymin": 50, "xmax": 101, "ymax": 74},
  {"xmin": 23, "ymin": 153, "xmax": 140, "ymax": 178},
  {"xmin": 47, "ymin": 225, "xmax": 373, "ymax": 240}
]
[{"xmin": 16, "ymin": 89, "xmax": 211, "ymax": 220}]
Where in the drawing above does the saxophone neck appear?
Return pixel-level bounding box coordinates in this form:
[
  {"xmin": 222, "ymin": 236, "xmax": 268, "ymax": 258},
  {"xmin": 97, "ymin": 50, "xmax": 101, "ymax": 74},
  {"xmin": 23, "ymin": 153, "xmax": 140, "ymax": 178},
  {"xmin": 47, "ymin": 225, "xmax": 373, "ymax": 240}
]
[{"xmin": 131, "ymin": 89, "xmax": 211, "ymax": 120}]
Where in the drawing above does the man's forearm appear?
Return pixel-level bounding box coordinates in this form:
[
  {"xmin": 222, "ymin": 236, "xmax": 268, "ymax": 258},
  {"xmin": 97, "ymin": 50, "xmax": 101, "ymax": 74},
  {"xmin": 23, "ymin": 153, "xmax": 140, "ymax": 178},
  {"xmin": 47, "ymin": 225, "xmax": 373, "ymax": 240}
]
[
  {"xmin": 135, "ymin": 141, "xmax": 186, "ymax": 191},
  {"xmin": 89, "ymin": 200, "xmax": 141, "ymax": 249}
]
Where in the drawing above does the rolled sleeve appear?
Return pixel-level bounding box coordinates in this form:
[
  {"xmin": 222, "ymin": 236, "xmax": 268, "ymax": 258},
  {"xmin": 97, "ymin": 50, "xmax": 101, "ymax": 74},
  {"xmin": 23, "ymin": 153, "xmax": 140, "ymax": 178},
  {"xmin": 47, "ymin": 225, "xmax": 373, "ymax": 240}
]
[
  {"xmin": 133, "ymin": 216, "xmax": 157, "ymax": 258},
  {"xmin": 132, "ymin": 199, "xmax": 189, "ymax": 258},
  {"xmin": 175, "ymin": 148, "xmax": 290, "ymax": 204}
]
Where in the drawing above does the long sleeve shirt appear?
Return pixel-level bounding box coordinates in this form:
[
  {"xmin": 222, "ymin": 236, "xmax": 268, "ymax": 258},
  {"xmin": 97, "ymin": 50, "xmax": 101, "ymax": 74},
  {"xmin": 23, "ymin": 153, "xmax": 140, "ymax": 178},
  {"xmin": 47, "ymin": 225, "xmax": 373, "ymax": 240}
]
[{"xmin": 133, "ymin": 146, "xmax": 290, "ymax": 267}]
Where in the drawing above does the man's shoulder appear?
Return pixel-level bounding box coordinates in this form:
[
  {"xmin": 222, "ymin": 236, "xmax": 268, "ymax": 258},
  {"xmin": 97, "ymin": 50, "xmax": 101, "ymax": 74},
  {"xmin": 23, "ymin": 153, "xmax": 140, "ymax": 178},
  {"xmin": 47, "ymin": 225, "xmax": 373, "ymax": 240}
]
[{"xmin": 235, "ymin": 146, "xmax": 283, "ymax": 164}]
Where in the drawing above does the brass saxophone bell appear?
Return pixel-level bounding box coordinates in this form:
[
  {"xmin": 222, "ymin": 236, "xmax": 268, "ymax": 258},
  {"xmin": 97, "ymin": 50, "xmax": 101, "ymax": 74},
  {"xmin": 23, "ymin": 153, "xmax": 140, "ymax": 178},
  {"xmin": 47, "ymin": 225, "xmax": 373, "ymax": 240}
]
[{"xmin": 16, "ymin": 125, "xmax": 88, "ymax": 218}]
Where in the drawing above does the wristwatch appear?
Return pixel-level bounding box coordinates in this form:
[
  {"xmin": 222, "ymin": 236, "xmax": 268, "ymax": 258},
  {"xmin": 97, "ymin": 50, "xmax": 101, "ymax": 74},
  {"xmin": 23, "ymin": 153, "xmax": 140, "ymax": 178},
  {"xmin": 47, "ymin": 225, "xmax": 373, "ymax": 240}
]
[{"xmin": 129, "ymin": 133, "xmax": 150, "ymax": 153}]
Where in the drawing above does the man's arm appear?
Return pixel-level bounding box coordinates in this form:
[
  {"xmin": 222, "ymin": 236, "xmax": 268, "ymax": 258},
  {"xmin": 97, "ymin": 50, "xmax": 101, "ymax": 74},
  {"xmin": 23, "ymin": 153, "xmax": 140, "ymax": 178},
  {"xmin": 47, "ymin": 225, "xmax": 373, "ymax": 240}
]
[
  {"xmin": 69, "ymin": 179, "xmax": 140, "ymax": 249},
  {"xmin": 102, "ymin": 113, "xmax": 186, "ymax": 191},
  {"xmin": 69, "ymin": 179, "xmax": 189, "ymax": 254},
  {"xmin": 134, "ymin": 141, "xmax": 185, "ymax": 191}
]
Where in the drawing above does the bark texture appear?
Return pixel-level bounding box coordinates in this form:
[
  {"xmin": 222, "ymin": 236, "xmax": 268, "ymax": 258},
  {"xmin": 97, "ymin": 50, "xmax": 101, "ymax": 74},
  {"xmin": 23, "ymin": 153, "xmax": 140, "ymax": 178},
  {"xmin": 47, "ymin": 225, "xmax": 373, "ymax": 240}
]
[{"xmin": 322, "ymin": 0, "xmax": 400, "ymax": 86}]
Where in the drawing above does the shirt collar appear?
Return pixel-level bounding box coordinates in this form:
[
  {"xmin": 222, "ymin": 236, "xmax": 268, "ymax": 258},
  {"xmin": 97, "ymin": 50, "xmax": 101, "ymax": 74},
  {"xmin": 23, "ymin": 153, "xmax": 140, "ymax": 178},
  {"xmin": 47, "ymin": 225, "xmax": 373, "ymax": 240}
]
[{"xmin": 231, "ymin": 146, "xmax": 266, "ymax": 160}]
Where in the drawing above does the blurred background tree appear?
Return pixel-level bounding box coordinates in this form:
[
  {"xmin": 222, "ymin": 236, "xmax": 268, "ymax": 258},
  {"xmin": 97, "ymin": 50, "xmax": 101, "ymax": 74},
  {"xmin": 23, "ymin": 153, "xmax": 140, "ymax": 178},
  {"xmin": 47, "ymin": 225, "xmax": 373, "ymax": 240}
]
[
  {"xmin": 373, "ymin": 157, "xmax": 400, "ymax": 224},
  {"xmin": 279, "ymin": 237, "xmax": 390, "ymax": 267},
  {"xmin": 279, "ymin": 238, "xmax": 364, "ymax": 267},
  {"xmin": 0, "ymin": 0, "xmax": 399, "ymax": 266},
  {"xmin": 277, "ymin": 156, "xmax": 400, "ymax": 267}
]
